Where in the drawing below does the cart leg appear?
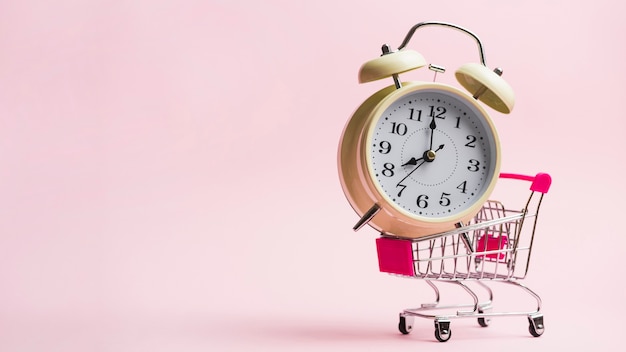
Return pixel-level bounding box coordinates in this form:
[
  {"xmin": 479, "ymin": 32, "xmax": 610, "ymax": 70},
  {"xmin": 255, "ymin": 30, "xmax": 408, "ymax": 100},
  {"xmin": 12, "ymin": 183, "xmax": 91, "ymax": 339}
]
[
  {"xmin": 502, "ymin": 280, "xmax": 543, "ymax": 313},
  {"xmin": 475, "ymin": 281, "xmax": 493, "ymax": 327},
  {"xmin": 419, "ymin": 280, "xmax": 441, "ymax": 308},
  {"xmin": 451, "ymin": 281, "xmax": 479, "ymax": 315},
  {"xmin": 475, "ymin": 281, "xmax": 494, "ymax": 306},
  {"xmin": 434, "ymin": 319, "xmax": 452, "ymax": 342}
]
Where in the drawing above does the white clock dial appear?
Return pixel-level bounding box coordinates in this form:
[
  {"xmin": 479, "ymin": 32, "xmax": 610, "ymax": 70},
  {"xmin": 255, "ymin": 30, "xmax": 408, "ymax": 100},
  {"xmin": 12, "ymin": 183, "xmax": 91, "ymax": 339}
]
[{"xmin": 367, "ymin": 87, "xmax": 499, "ymax": 220}]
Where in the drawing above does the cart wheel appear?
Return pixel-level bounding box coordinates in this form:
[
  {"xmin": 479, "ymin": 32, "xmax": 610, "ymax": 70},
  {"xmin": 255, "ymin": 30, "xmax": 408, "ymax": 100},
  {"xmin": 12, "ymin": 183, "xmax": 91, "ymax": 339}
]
[
  {"xmin": 528, "ymin": 314, "xmax": 544, "ymax": 337},
  {"xmin": 434, "ymin": 320, "xmax": 451, "ymax": 342},
  {"xmin": 477, "ymin": 317, "xmax": 489, "ymax": 327},
  {"xmin": 398, "ymin": 315, "xmax": 413, "ymax": 335},
  {"xmin": 477, "ymin": 309, "xmax": 490, "ymax": 327}
]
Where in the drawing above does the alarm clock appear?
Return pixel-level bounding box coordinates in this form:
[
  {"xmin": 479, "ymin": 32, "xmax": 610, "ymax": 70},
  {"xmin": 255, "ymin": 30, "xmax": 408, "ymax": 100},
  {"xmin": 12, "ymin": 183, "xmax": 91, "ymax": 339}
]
[{"xmin": 338, "ymin": 21, "xmax": 515, "ymax": 238}]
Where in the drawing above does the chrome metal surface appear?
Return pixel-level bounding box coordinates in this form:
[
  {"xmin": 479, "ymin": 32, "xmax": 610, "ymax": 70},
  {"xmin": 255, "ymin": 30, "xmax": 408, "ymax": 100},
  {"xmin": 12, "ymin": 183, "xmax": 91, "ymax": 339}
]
[
  {"xmin": 383, "ymin": 175, "xmax": 549, "ymax": 341},
  {"xmin": 397, "ymin": 21, "xmax": 487, "ymax": 66},
  {"xmin": 353, "ymin": 203, "xmax": 381, "ymax": 231}
]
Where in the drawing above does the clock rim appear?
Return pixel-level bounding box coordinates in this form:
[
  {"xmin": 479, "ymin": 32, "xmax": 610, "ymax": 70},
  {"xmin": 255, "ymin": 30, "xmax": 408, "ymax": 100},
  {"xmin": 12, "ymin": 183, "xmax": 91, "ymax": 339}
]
[
  {"xmin": 364, "ymin": 82, "xmax": 501, "ymax": 224},
  {"xmin": 338, "ymin": 81, "xmax": 501, "ymax": 238}
]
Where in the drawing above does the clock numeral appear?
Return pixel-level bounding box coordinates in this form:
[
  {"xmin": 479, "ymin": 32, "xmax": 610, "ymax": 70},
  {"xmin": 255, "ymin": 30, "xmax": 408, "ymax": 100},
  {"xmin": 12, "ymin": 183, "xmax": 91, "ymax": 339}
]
[
  {"xmin": 468, "ymin": 159, "xmax": 480, "ymax": 172},
  {"xmin": 390, "ymin": 122, "xmax": 407, "ymax": 135},
  {"xmin": 465, "ymin": 135, "xmax": 477, "ymax": 148},
  {"xmin": 457, "ymin": 181, "xmax": 468, "ymax": 194},
  {"xmin": 439, "ymin": 192, "xmax": 451, "ymax": 207},
  {"xmin": 455, "ymin": 116, "xmax": 461, "ymax": 129},
  {"xmin": 378, "ymin": 141, "xmax": 391, "ymax": 154},
  {"xmin": 396, "ymin": 183, "xmax": 407, "ymax": 197},
  {"xmin": 408, "ymin": 108, "xmax": 422, "ymax": 121},
  {"xmin": 417, "ymin": 194, "xmax": 429, "ymax": 209},
  {"xmin": 382, "ymin": 163, "xmax": 395, "ymax": 177},
  {"xmin": 429, "ymin": 105, "xmax": 446, "ymax": 119}
]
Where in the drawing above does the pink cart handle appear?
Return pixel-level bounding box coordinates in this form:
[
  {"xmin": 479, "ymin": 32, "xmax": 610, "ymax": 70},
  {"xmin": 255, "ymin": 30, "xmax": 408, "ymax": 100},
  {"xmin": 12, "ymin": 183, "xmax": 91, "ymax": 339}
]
[{"xmin": 499, "ymin": 172, "xmax": 552, "ymax": 194}]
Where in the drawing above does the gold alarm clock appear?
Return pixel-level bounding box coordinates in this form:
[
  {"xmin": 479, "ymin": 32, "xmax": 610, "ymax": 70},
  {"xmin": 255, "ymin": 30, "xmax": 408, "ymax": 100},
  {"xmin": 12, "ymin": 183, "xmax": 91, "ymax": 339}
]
[{"xmin": 338, "ymin": 21, "xmax": 515, "ymax": 238}]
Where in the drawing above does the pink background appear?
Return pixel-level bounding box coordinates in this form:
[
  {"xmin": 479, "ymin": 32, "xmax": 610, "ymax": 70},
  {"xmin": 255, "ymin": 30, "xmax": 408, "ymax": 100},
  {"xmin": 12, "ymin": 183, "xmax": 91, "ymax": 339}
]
[{"xmin": 1, "ymin": 0, "xmax": 624, "ymax": 350}]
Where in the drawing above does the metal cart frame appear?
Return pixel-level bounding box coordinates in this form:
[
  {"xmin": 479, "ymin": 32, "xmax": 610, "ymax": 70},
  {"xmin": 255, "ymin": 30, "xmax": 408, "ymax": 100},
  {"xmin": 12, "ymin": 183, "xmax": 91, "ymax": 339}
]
[{"xmin": 375, "ymin": 173, "xmax": 551, "ymax": 342}]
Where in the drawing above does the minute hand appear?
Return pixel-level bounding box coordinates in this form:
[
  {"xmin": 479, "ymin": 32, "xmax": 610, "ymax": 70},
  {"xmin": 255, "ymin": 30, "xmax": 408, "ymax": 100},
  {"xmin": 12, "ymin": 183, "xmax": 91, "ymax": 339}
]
[
  {"xmin": 396, "ymin": 159, "xmax": 426, "ymax": 187},
  {"xmin": 396, "ymin": 144, "xmax": 445, "ymax": 187}
]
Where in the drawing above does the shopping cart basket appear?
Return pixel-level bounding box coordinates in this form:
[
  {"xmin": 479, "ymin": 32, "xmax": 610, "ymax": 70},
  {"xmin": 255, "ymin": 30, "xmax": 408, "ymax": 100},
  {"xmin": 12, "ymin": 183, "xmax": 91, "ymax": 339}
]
[{"xmin": 374, "ymin": 172, "xmax": 551, "ymax": 342}]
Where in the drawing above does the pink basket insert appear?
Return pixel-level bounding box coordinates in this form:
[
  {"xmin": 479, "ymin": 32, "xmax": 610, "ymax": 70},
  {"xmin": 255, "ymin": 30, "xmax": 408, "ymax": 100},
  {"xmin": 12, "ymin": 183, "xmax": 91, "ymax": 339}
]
[
  {"xmin": 376, "ymin": 237, "xmax": 415, "ymax": 276},
  {"xmin": 476, "ymin": 233, "xmax": 509, "ymax": 261}
]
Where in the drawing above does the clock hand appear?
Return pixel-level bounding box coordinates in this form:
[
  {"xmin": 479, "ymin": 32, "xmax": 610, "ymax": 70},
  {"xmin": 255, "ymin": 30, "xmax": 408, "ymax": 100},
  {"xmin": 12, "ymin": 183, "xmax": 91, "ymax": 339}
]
[
  {"xmin": 429, "ymin": 116, "xmax": 436, "ymax": 151},
  {"xmin": 401, "ymin": 156, "xmax": 424, "ymax": 167},
  {"xmin": 396, "ymin": 159, "xmax": 427, "ymax": 187},
  {"xmin": 397, "ymin": 144, "xmax": 445, "ymax": 186},
  {"xmin": 402, "ymin": 143, "xmax": 445, "ymax": 167}
]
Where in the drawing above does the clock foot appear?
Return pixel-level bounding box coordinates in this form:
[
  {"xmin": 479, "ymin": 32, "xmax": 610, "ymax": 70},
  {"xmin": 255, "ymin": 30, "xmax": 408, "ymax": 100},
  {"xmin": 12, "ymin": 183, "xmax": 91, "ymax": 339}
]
[{"xmin": 353, "ymin": 204, "xmax": 381, "ymax": 231}]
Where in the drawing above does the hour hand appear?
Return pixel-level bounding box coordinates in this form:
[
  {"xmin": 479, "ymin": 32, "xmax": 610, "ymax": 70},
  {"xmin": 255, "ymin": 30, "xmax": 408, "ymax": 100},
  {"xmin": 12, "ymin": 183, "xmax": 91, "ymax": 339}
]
[{"xmin": 401, "ymin": 156, "xmax": 423, "ymax": 167}]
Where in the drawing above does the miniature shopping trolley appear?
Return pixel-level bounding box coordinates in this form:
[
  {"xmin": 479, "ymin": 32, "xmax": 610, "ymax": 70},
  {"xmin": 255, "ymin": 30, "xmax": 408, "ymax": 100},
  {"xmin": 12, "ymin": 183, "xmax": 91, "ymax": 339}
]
[{"xmin": 374, "ymin": 172, "xmax": 551, "ymax": 342}]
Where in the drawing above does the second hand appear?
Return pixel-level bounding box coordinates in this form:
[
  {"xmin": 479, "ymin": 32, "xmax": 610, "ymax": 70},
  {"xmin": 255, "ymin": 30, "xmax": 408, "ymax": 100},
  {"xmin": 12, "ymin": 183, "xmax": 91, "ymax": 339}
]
[
  {"xmin": 396, "ymin": 144, "xmax": 445, "ymax": 187},
  {"xmin": 396, "ymin": 159, "xmax": 426, "ymax": 187}
]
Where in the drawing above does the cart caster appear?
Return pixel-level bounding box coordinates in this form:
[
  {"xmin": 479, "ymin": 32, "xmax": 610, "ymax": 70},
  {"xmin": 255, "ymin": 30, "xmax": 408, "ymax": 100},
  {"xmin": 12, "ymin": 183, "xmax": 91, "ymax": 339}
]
[
  {"xmin": 434, "ymin": 320, "xmax": 451, "ymax": 342},
  {"xmin": 528, "ymin": 314, "xmax": 544, "ymax": 337},
  {"xmin": 477, "ymin": 317, "xmax": 489, "ymax": 327},
  {"xmin": 398, "ymin": 314, "xmax": 413, "ymax": 335},
  {"xmin": 477, "ymin": 308, "xmax": 490, "ymax": 327}
]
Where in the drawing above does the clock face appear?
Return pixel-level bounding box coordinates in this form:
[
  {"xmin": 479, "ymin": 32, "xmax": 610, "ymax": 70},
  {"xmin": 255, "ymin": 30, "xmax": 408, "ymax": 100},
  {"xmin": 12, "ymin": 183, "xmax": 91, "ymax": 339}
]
[{"xmin": 367, "ymin": 87, "xmax": 499, "ymax": 221}]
